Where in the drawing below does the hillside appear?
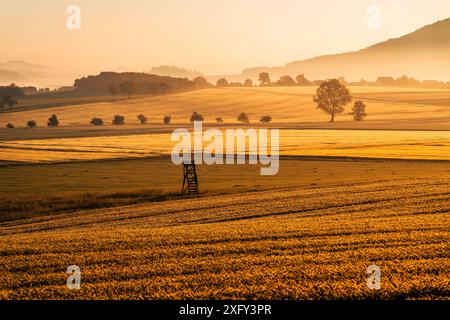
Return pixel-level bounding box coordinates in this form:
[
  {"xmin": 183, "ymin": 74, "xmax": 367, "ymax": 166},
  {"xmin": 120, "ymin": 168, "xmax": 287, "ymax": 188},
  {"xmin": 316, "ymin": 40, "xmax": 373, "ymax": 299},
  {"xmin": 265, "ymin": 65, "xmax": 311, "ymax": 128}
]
[
  {"xmin": 242, "ymin": 18, "xmax": 450, "ymax": 81},
  {"xmin": 1, "ymin": 177, "xmax": 449, "ymax": 299},
  {"xmin": 1, "ymin": 87, "xmax": 450, "ymax": 130}
]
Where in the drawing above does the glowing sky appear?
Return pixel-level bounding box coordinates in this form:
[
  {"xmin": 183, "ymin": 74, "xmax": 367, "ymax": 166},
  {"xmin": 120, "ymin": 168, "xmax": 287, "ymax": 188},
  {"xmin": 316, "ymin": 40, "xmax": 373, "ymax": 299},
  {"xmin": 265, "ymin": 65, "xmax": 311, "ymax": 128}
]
[{"xmin": 1, "ymin": 0, "xmax": 450, "ymax": 74}]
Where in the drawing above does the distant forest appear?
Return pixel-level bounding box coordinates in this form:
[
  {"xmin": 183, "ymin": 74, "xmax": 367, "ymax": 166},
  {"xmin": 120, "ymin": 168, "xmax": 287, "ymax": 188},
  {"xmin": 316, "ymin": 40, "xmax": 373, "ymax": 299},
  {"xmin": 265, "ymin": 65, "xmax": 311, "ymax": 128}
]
[{"xmin": 73, "ymin": 72, "xmax": 199, "ymax": 95}]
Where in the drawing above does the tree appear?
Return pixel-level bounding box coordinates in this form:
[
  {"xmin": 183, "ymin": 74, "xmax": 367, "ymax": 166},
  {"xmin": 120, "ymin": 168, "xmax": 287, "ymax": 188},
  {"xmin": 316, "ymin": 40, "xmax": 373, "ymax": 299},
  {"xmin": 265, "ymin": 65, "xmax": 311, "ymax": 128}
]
[
  {"xmin": 350, "ymin": 101, "xmax": 367, "ymax": 121},
  {"xmin": 258, "ymin": 72, "xmax": 270, "ymax": 86},
  {"xmin": 296, "ymin": 74, "xmax": 311, "ymax": 86},
  {"xmin": 260, "ymin": 116, "xmax": 272, "ymax": 123},
  {"xmin": 137, "ymin": 114, "xmax": 148, "ymax": 124},
  {"xmin": 1, "ymin": 96, "xmax": 18, "ymax": 109},
  {"xmin": 163, "ymin": 115, "xmax": 171, "ymax": 124},
  {"xmin": 215, "ymin": 117, "xmax": 224, "ymax": 123},
  {"xmin": 313, "ymin": 79, "xmax": 352, "ymax": 123},
  {"xmin": 216, "ymin": 78, "xmax": 228, "ymax": 87},
  {"xmin": 244, "ymin": 79, "xmax": 253, "ymax": 87},
  {"xmin": 190, "ymin": 112, "xmax": 204, "ymax": 123},
  {"xmin": 27, "ymin": 120, "xmax": 37, "ymax": 128},
  {"xmin": 193, "ymin": 76, "xmax": 212, "ymax": 89},
  {"xmin": 112, "ymin": 115, "xmax": 125, "ymax": 125},
  {"xmin": 90, "ymin": 117, "xmax": 104, "ymax": 126},
  {"xmin": 119, "ymin": 81, "xmax": 137, "ymax": 98},
  {"xmin": 6, "ymin": 123, "xmax": 14, "ymax": 129},
  {"xmin": 237, "ymin": 113, "xmax": 250, "ymax": 123},
  {"xmin": 47, "ymin": 115, "xmax": 59, "ymax": 127},
  {"xmin": 107, "ymin": 84, "xmax": 119, "ymax": 102},
  {"xmin": 277, "ymin": 75, "xmax": 296, "ymax": 86}
]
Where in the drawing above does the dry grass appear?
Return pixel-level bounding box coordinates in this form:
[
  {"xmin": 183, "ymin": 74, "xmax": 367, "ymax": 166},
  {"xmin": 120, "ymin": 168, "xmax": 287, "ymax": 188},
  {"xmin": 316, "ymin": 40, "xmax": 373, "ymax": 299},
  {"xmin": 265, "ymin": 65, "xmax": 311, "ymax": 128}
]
[{"xmin": 0, "ymin": 177, "xmax": 448, "ymax": 299}]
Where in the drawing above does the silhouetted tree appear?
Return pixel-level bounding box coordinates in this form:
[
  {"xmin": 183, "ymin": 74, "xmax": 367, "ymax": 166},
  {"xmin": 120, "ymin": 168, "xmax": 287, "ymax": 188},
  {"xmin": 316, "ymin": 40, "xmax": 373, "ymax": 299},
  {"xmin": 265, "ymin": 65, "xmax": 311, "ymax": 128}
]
[
  {"xmin": 163, "ymin": 115, "xmax": 171, "ymax": 124},
  {"xmin": 6, "ymin": 123, "xmax": 14, "ymax": 129},
  {"xmin": 190, "ymin": 112, "xmax": 204, "ymax": 123},
  {"xmin": 244, "ymin": 79, "xmax": 253, "ymax": 87},
  {"xmin": 259, "ymin": 72, "xmax": 270, "ymax": 86},
  {"xmin": 137, "ymin": 114, "xmax": 148, "ymax": 124},
  {"xmin": 27, "ymin": 120, "xmax": 37, "ymax": 128},
  {"xmin": 277, "ymin": 75, "xmax": 296, "ymax": 86},
  {"xmin": 216, "ymin": 78, "xmax": 228, "ymax": 87},
  {"xmin": 215, "ymin": 117, "xmax": 224, "ymax": 123},
  {"xmin": 1, "ymin": 96, "xmax": 18, "ymax": 109},
  {"xmin": 260, "ymin": 116, "xmax": 272, "ymax": 123},
  {"xmin": 47, "ymin": 115, "xmax": 59, "ymax": 127},
  {"xmin": 119, "ymin": 81, "xmax": 137, "ymax": 98},
  {"xmin": 296, "ymin": 74, "xmax": 311, "ymax": 86},
  {"xmin": 237, "ymin": 113, "xmax": 250, "ymax": 123},
  {"xmin": 112, "ymin": 115, "xmax": 125, "ymax": 125},
  {"xmin": 313, "ymin": 79, "xmax": 352, "ymax": 123},
  {"xmin": 107, "ymin": 84, "xmax": 119, "ymax": 102},
  {"xmin": 350, "ymin": 101, "xmax": 367, "ymax": 121},
  {"xmin": 90, "ymin": 117, "xmax": 104, "ymax": 126}
]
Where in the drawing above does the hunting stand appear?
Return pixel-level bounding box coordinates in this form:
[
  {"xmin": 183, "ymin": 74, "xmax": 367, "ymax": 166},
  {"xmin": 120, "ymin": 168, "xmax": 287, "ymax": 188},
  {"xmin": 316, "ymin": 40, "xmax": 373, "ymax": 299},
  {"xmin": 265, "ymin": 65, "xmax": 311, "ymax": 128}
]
[{"xmin": 182, "ymin": 160, "xmax": 199, "ymax": 194}]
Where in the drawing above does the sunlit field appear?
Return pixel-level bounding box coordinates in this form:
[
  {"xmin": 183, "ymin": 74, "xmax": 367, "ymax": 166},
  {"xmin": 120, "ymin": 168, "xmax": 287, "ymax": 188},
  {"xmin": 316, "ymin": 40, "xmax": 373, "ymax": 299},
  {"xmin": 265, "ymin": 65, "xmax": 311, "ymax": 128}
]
[
  {"xmin": 1, "ymin": 129, "xmax": 450, "ymax": 163},
  {"xmin": 1, "ymin": 177, "xmax": 449, "ymax": 299},
  {"xmin": 1, "ymin": 87, "xmax": 450, "ymax": 128}
]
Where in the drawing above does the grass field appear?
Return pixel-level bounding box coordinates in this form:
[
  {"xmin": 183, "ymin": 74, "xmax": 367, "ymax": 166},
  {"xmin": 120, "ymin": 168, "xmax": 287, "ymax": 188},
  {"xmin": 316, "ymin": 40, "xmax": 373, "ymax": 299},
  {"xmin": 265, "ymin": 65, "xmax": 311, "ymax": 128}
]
[
  {"xmin": 1, "ymin": 87, "xmax": 450, "ymax": 129},
  {"xmin": 2, "ymin": 129, "xmax": 450, "ymax": 163},
  {"xmin": 1, "ymin": 176, "xmax": 449, "ymax": 299}
]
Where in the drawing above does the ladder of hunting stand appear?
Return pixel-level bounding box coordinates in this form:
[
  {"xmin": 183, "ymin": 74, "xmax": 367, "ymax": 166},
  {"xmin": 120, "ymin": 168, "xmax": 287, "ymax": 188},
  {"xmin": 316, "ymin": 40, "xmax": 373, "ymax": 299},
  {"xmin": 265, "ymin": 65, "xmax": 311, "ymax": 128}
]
[{"xmin": 182, "ymin": 160, "xmax": 199, "ymax": 194}]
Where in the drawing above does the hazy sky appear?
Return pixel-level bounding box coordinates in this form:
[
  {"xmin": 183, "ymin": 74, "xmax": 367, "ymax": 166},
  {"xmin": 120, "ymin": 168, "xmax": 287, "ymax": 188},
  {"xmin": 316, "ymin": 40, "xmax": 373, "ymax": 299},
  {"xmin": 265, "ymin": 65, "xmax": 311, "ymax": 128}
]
[{"xmin": 1, "ymin": 0, "xmax": 450, "ymax": 75}]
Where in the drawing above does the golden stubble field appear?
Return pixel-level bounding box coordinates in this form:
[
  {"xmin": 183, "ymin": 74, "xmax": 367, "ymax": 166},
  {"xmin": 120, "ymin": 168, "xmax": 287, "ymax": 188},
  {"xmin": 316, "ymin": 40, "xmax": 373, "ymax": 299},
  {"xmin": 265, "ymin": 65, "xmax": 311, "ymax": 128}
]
[
  {"xmin": 0, "ymin": 177, "xmax": 449, "ymax": 299},
  {"xmin": 1, "ymin": 86, "xmax": 450, "ymax": 128}
]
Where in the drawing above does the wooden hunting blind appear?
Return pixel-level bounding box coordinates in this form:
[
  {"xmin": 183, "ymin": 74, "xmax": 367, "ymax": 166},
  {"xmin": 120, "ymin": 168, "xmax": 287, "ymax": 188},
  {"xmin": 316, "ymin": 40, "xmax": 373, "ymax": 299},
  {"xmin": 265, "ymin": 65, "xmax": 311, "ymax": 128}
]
[{"xmin": 182, "ymin": 160, "xmax": 199, "ymax": 194}]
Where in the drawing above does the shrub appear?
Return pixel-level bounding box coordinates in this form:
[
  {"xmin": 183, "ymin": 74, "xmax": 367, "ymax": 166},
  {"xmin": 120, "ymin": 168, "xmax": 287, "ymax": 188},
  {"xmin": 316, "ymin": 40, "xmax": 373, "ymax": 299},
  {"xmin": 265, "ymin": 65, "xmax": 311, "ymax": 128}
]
[
  {"xmin": 27, "ymin": 120, "xmax": 37, "ymax": 128},
  {"xmin": 90, "ymin": 117, "xmax": 104, "ymax": 126},
  {"xmin": 6, "ymin": 123, "xmax": 15, "ymax": 129},
  {"xmin": 237, "ymin": 112, "xmax": 250, "ymax": 123},
  {"xmin": 350, "ymin": 101, "xmax": 367, "ymax": 121},
  {"xmin": 216, "ymin": 117, "xmax": 224, "ymax": 123},
  {"xmin": 260, "ymin": 116, "xmax": 272, "ymax": 123},
  {"xmin": 47, "ymin": 115, "xmax": 59, "ymax": 127},
  {"xmin": 190, "ymin": 112, "xmax": 204, "ymax": 123},
  {"xmin": 137, "ymin": 114, "xmax": 148, "ymax": 124},
  {"xmin": 112, "ymin": 115, "xmax": 125, "ymax": 125},
  {"xmin": 163, "ymin": 115, "xmax": 171, "ymax": 124}
]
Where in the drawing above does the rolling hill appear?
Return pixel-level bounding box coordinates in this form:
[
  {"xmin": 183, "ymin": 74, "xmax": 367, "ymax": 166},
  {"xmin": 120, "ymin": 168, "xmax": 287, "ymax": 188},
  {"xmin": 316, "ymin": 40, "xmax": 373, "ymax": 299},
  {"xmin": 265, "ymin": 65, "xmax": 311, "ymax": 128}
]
[{"xmin": 242, "ymin": 18, "xmax": 450, "ymax": 82}]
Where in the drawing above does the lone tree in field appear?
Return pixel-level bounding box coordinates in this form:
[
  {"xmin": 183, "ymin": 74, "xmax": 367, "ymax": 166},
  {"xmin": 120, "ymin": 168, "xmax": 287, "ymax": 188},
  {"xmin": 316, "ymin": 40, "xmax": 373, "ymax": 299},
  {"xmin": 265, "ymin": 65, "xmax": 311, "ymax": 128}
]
[
  {"xmin": 107, "ymin": 84, "xmax": 119, "ymax": 102},
  {"xmin": 119, "ymin": 81, "xmax": 137, "ymax": 99},
  {"xmin": 163, "ymin": 115, "xmax": 171, "ymax": 124},
  {"xmin": 137, "ymin": 114, "xmax": 148, "ymax": 124},
  {"xmin": 258, "ymin": 72, "xmax": 270, "ymax": 86},
  {"xmin": 47, "ymin": 115, "xmax": 59, "ymax": 127},
  {"xmin": 27, "ymin": 120, "xmax": 37, "ymax": 128},
  {"xmin": 237, "ymin": 112, "xmax": 250, "ymax": 123},
  {"xmin": 190, "ymin": 112, "xmax": 204, "ymax": 123},
  {"xmin": 260, "ymin": 115, "xmax": 272, "ymax": 123},
  {"xmin": 215, "ymin": 117, "xmax": 224, "ymax": 123},
  {"xmin": 90, "ymin": 117, "xmax": 104, "ymax": 126},
  {"xmin": 313, "ymin": 79, "xmax": 352, "ymax": 123},
  {"xmin": 112, "ymin": 115, "xmax": 125, "ymax": 125},
  {"xmin": 350, "ymin": 101, "xmax": 367, "ymax": 121},
  {"xmin": 216, "ymin": 78, "xmax": 228, "ymax": 87}
]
